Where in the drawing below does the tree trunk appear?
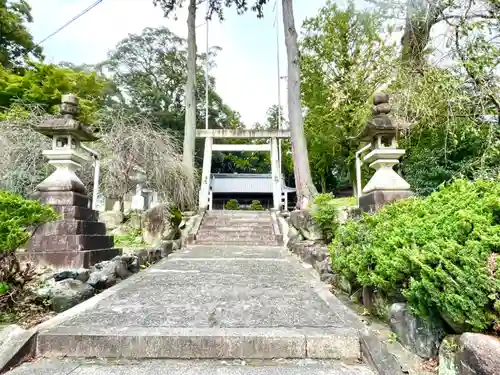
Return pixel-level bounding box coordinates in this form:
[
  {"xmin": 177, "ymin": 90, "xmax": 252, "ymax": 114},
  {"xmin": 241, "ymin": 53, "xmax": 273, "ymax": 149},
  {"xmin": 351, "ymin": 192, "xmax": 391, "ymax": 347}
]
[
  {"xmin": 183, "ymin": 0, "xmax": 197, "ymax": 168},
  {"xmin": 401, "ymin": 0, "xmax": 439, "ymax": 67},
  {"xmin": 281, "ymin": 0, "xmax": 317, "ymax": 208},
  {"xmin": 321, "ymin": 174, "xmax": 326, "ymax": 193}
]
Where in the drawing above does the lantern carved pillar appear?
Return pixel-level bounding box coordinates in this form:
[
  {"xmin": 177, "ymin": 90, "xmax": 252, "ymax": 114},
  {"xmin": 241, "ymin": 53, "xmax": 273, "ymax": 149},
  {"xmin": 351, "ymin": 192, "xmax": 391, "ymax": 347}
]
[
  {"xmin": 26, "ymin": 94, "xmax": 122, "ymax": 268},
  {"xmin": 358, "ymin": 93, "xmax": 413, "ymax": 212}
]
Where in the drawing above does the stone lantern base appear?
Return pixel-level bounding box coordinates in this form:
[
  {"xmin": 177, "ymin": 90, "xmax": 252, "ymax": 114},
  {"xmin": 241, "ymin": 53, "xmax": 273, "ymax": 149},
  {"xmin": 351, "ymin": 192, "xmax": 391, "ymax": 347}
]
[
  {"xmin": 359, "ymin": 190, "xmax": 414, "ymax": 213},
  {"xmin": 24, "ymin": 191, "xmax": 122, "ymax": 269}
]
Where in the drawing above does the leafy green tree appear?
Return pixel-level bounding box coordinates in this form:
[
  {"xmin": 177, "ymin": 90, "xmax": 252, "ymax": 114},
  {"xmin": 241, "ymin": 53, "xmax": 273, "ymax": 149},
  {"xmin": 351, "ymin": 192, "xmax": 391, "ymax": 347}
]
[
  {"xmin": 152, "ymin": 0, "xmax": 270, "ymax": 169},
  {"xmin": 0, "ymin": 0, "xmax": 42, "ymax": 68},
  {"xmin": 102, "ymin": 27, "xmax": 235, "ymax": 133},
  {"xmin": 0, "ymin": 62, "xmax": 108, "ymax": 123},
  {"xmin": 265, "ymin": 104, "xmax": 284, "ymax": 130},
  {"xmin": 300, "ymin": 1, "xmax": 395, "ymax": 193},
  {"xmin": 393, "ymin": 66, "xmax": 500, "ymax": 195}
]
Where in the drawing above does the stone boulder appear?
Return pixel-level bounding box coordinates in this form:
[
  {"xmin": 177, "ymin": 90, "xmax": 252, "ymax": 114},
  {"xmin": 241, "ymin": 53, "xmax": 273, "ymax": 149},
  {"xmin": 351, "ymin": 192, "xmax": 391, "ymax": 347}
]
[
  {"xmin": 289, "ymin": 241, "xmax": 330, "ymax": 270},
  {"xmin": 36, "ymin": 278, "xmax": 95, "ymax": 313},
  {"xmin": 317, "ymin": 256, "xmax": 335, "ymax": 283},
  {"xmin": 459, "ymin": 333, "xmax": 500, "ymax": 375},
  {"xmin": 53, "ymin": 268, "xmax": 90, "ymax": 283},
  {"xmin": 98, "ymin": 210, "xmax": 124, "ymax": 231},
  {"xmin": 289, "ymin": 209, "xmax": 323, "ymax": 241},
  {"xmin": 439, "ymin": 335, "xmax": 460, "ymax": 375},
  {"xmin": 361, "ymin": 286, "xmax": 390, "ymax": 318},
  {"xmin": 388, "ymin": 302, "xmax": 446, "ymax": 358},
  {"xmin": 334, "ymin": 275, "xmax": 353, "ymax": 295},
  {"xmin": 286, "ymin": 225, "xmax": 303, "ymax": 248},
  {"xmin": 87, "ymin": 255, "xmax": 138, "ymax": 289},
  {"xmin": 142, "ymin": 204, "xmax": 178, "ymax": 246},
  {"xmin": 87, "ymin": 268, "xmax": 117, "ymax": 290}
]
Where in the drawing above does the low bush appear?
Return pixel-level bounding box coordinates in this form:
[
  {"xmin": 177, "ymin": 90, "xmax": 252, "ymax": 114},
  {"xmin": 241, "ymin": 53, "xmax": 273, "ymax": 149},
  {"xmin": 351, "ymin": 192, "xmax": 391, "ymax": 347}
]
[
  {"xmin": 0, "ymin": 191, "xmax": 57, "ymax": 320},
  {"xmin": 249, "ymin": 200, "xmax": 264, "ymax": 211},
  {"xmin": 114, "ymin": 228, "xmax": 144, "ymax": 248},
  {"xmin": 167, "ymin": 205, "xmax": 182, "ymax": 227},
  {"xmin": 311, "ymin": 193, "xmax": 356, "ymax": 241},
  {"xmin": 225, "ymin": 199, "xmax": 240, "ymax": 210},
  {"xmin": 330, "ymin": 179, "xmax": 500, "ymax": 333}
]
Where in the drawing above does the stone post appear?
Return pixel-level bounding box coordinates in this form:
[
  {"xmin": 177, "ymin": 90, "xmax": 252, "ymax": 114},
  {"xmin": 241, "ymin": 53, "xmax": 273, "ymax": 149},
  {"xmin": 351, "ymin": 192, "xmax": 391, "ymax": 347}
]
[
  {"xmin": 131, "ymin": 184, "xmax": 145, "ymax": 211},
  {"xmin": 198, "ymin": 136, "xmax": 213, "ymax": 210},
  {"xmin": 271, "ymin": 137, "xmax": 281, "ymax": 210},
  {"xmin": 26, "ymin": 94, "xmax": 122, "ymax": 268},
  {"xmin": 358, "ymin": 93, "xmax": 413, "ymax": 212}
]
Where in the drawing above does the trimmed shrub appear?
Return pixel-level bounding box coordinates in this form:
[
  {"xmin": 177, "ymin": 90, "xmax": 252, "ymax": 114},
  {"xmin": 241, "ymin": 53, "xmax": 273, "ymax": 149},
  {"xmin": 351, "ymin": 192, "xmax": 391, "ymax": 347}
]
[
  {"xmin": 249, "ymin": 200, "xmax": 265, "ymax": 211},
  {"xmin": 311, "ymin": 193, "xmax": 356, "ymax": 242},
  {"xmin": 224, "ymin": 199, "xmax": 240, "ymax": 210},
  {"xmin": 0, "ymin": 191, "xmax": 57, "ymax": 255},
  {"xmin": 0, "ymin": 191, "xmax": 57, "ymax": 315},
  {"xmin": 330, "ymin": 179, "xmax": 500, "ymax": 333}
]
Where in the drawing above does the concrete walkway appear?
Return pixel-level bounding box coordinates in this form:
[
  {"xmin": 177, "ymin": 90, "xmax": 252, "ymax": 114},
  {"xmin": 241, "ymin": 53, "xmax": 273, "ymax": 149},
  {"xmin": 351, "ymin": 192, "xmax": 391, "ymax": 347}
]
[
  {"xmin": 6, "ymin": 359, "xmax": 375, "ymax": 375},
  {"xmin": 8, "ymin": 244, "xmax": 374, "ymax": 374}
]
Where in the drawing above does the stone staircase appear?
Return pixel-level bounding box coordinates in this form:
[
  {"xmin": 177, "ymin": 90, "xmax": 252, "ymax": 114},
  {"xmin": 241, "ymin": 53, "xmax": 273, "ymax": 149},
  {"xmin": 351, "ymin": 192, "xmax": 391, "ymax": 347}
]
[
  {"xmin": 2, "ymin": 210, "xmax": 376, "ymax": 375},
  {"xmin": 195, "ymin": 210, "xmax": 279, "ymax": 246}
]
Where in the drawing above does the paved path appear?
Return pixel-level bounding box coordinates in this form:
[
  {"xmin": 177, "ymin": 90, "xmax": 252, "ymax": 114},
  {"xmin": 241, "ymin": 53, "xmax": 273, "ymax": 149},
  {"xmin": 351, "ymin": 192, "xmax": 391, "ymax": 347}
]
[
  {"xmin": 8, "ymin": 244, "xmax": 373, "ymax": 374},
  {"xmin": 7, "ymin": 359, "xmax": 375, "ymax": 375}
]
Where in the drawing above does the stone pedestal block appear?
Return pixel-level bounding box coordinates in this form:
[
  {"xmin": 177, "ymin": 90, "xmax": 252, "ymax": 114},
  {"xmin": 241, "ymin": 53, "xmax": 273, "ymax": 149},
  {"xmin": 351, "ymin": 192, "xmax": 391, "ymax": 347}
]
[
  {"xmin": 26, "ymin": 192, "xmax": 121, "ymax": 268},
  {"xmin": 359, "ymin": 190, "xmax": 414, "ymax": 213}
]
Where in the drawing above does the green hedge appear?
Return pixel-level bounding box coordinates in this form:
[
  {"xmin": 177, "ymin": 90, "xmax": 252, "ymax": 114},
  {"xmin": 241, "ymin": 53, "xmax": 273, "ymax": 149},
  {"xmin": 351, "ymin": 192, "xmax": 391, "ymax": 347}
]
[
  {"xmin": 224, "ymin": 199, "xmax": 240, "ymax": 210},
  {"xmin": 249, "ymin": 200, "xmax": 264, "ymax": 211},
  {"xmin": 330, "ymin": 179, "xmax": 500, "ymax": 333},
  {"xmin": 311, "ymin": 193, "xmax": 356, "ymax": 241},
  {"xmin": 0, "ymin": 191, "xmax": 57, "ymax": 255},
  {"xmin": 0, "ymin": 191, "xmax": 57, "ymax": 309}
]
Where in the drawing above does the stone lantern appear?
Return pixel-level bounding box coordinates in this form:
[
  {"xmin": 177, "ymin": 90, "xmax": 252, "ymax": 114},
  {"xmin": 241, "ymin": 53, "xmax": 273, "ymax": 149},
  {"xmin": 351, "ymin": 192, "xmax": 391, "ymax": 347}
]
[
  {"xmin": 35, "ymin": 94, "xmax": 95, "ymax": 195},
  {"xmin": 358, "ymin": 93, "xmax": 413, "ymax": 212},
  {"xmin": 26, "ymin": 94, "xmax": 121, "ymax": 268}
]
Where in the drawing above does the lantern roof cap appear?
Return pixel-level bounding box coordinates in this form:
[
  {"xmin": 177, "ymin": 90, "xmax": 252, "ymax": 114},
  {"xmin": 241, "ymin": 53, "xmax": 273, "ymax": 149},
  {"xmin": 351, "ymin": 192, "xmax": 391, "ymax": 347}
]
[
  {"xmin": 360, "ymin": 92, "xmax": 397, "ymax": 141},
  {"xmin": 33, "ymin": 94, "xmax": 98, "ymax": 142}
]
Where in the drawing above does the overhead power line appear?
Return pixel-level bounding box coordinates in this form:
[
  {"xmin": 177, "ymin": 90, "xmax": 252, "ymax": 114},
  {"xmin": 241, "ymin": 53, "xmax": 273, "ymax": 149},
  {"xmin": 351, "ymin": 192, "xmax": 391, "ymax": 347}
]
[{"xmin": 34, "ymin": 0, "xmax": 105, "ymax": 47}]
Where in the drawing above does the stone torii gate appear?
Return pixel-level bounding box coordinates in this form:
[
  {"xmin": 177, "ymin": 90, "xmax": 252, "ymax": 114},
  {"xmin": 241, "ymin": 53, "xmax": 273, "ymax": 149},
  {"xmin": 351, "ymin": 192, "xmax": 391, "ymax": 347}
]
[{"xmin": 197, "ymin": 129, "xmax": 291, "ymax": 210}]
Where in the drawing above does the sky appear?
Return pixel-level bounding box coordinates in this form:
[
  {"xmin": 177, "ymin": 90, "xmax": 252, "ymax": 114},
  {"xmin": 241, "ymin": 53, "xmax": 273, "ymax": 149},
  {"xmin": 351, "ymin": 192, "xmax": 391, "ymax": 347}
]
[{"xmin": 27, "ymin": 0, "xmax": 332, "ymax": 126}]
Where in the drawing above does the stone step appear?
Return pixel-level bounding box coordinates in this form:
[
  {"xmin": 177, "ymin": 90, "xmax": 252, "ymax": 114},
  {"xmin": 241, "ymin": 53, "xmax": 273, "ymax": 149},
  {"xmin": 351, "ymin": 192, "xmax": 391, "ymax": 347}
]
[
  {"xmin": 197, "ymin": 227, "xmax": 274, "ymax": 234},
  {"xmin": 196, "ymin": 233, "xmax": 277, "ymax": 242},
  {"xmin": 36, "ymin": 327, "xmax": 361, "ymax": 361},
  {"xmin": 195, "ymin": 240, "xmax": 278, "ymax": 246},
  {"xmin": 207, "ymin": 210, "xmax": 270, "ymax": 215},
  {"xmin": 201, "ymin": 222, "xmax": 272, "ymax": 228},
  {"xmin": 5, "ymin": 359, "xmax": 375, "ymax": 375},
  {"xmin": 205, "ymin": 216, "xmax": 271, "ymax": 220},
  {"xmin": 203, "ymin": 217, "xmax": 271, "ymax": 222},
  {"xmin": 205, "ymin": 214, "xmax": 271, "ymax": 219}
]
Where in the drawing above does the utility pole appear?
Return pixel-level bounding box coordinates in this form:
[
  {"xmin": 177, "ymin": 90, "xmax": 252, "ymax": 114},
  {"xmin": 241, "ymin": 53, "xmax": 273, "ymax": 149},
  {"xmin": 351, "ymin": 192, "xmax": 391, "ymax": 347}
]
[
  {"xmin": 274, "ymin": 0, "xmax": 283, "ymax": 179},
  {"xmin": 205, "ymin": 0, "xmax": 209, "ymax": 130}
]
